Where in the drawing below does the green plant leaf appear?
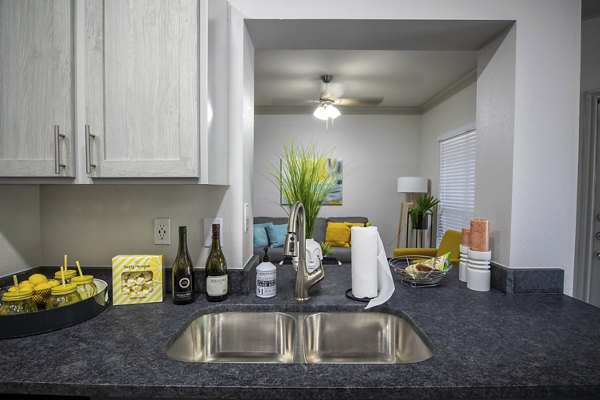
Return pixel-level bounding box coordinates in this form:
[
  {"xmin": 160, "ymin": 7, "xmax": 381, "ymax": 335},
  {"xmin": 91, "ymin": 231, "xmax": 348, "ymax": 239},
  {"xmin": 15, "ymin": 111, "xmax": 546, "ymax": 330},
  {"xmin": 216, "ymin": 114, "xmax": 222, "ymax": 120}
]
[{"xmin": 268, "ymin": 141, "xmax": 338, "ymax": 237}]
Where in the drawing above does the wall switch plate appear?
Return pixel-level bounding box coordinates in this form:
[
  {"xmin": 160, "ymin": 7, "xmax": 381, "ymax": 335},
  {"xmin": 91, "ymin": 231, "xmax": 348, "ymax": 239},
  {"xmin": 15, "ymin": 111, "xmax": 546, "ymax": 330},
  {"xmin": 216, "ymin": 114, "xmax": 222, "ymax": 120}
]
[
  {"xmin": 154, "ymin": 218, "xmax": 171, "ymax": 245},
  {"xmin": 204, "ymin": 217, "xmax": 223, "ymax": 247},
  {"xmin": 243, "ymin": 203, "xmax": 249, "ymax": 233}
]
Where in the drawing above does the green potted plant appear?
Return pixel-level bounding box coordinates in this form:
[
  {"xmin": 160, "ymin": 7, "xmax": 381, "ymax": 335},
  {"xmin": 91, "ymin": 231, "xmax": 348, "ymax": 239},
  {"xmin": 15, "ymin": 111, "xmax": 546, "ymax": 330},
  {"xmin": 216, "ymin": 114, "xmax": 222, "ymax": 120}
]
[
  {"xmin": 319, "ymin": 241, "xmax": 333, "ymax": 258},
  {"xmin": 270, "ymin": 142, "xmax": 337, "ymax": 238},
  {"xmin": 269, "ymin": 142, "xmax": 338, "ymax": 270},
  {"xmin": 409, "ymin": 194, "xmax": 440, "ymax": 230}
]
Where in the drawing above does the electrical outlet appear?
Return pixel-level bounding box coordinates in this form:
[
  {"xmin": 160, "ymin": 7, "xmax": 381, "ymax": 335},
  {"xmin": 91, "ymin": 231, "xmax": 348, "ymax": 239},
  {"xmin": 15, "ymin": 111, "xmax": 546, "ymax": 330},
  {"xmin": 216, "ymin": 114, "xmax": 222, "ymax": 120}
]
[{"xmin": 154, "ymin": 218, "xmax": 171, "ymax": 245}]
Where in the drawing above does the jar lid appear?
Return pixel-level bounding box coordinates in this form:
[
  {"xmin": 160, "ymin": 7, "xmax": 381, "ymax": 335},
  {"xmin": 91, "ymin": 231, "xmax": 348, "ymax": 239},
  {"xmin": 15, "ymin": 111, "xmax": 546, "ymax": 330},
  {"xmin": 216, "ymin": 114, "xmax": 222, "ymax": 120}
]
[
  {"xmin": 2, "ymin": 288, "xmax": 33, "ymax": 301},
  {"xmin": 55, "ymin": 269, "xmax": 77, "ymax": 279},
  {"xmin": 71, "ymin": 275, "xmax": 94, "ymax": 285},
  {"xmin": 50, "ymin": 283, "xmax": 77, "ymax": 295}
]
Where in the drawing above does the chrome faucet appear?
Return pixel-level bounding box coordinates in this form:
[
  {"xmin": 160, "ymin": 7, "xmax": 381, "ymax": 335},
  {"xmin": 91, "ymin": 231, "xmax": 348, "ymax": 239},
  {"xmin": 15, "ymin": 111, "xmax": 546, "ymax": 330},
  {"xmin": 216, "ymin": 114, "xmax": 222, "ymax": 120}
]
[{"xmin": 283, "ymin": 201, "xmax": 325, "ymax": 301}]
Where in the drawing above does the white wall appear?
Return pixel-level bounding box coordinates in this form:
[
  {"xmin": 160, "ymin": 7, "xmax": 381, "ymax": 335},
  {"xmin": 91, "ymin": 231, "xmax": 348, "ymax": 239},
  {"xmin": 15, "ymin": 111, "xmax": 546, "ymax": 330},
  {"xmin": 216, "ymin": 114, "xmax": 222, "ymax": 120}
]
[
  {"xmin": 40, "ymin": 185, "xmax": 228, "ymax": 269},
  {"xmin": 0, "ymin": 186, "xmax": 41, "ymax": 274},
  {"xmin": 254, "ymin": 114, "xmax": 421, "ymax": 255},
  {"xmin": 508, "ymin": 3, "xmax": 580, "ymax": 297},
  {"xmin": 475, "ymin": 26, "xmax": 516, "ymax": 266},
  {"xmin": 242, "ymin": 22, "xmax": 256, "ymax": 262},
  {"xmin": 581, "ymin": 16, "xmax": 600, "ymax": 93},
  {"xmin": 420, "ymin": 82, "xmax": 477, "ymax": 199},
  {"xmin": 235, "ymin": 0, "xmax": 582, "ymax": 295}
]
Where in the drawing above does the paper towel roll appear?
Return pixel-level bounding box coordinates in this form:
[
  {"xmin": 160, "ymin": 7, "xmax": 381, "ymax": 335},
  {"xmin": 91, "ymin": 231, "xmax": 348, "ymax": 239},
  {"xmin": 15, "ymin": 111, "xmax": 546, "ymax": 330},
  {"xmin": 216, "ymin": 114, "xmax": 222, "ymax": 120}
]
[
  {"xmin": 366, "ymin": 233, "xmax": 395, "ymax": 309},
  {"xmin": 351, "ymin": 226, "xmax": 379, "ymax": 299}
]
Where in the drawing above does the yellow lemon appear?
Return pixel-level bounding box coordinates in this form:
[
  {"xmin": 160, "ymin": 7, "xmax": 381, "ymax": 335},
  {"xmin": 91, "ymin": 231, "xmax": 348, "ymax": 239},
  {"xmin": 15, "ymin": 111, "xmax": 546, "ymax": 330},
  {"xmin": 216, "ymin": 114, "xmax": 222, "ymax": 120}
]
[
  {"xmin": 19, "ymin": 281, "xmax": 33, "ymax": 289},
  {"xmin": 29, "ymin": 273, "xmax": 48, "ymax": 286},
  {"xmin": 34, "ymin": 282, "xmax": 53, "ymax": 291},
  {"xmin": 7, "ymin": 286, "xmax": 17, "ymax": 292},
  {"xmin": 48, "ymin": 280, "xmax": 60, "ymax": 288}
]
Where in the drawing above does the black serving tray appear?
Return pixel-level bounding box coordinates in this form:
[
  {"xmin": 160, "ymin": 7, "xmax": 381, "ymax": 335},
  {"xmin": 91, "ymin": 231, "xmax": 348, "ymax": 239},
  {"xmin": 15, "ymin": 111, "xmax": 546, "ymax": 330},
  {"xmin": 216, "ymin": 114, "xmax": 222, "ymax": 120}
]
[{"xmin": 0, "ymin": 279, "xmax": 109, "ymax": 339}]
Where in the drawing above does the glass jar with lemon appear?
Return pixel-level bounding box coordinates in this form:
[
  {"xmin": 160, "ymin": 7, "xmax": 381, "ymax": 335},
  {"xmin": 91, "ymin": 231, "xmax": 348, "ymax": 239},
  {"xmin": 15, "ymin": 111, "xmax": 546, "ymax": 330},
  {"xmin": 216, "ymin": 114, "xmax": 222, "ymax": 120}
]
[
  {"xmin": 45, "ymin": 283, "xmax": 82, "ymax": 309},
  {"xmin": 71, "ymin": 275, "xmax": 97, "ymax": 300},
  {"xmin": 0, "ymin": 288, "xmax": 38, "ymax": 315}
]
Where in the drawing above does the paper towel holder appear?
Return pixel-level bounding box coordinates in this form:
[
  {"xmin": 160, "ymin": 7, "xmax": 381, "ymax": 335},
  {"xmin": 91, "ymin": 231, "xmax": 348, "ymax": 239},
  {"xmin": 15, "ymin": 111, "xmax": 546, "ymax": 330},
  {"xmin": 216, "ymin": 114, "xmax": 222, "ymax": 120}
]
[{"xmin": 345, "ymin": 288, "xmax": 373, "ymax": 303}]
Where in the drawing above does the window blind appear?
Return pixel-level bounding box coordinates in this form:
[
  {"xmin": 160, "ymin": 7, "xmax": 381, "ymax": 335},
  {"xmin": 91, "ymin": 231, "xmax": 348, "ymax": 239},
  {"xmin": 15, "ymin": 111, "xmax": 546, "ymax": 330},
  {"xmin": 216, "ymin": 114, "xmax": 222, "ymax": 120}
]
[{"xmin": 437, "ymin": 129, "xmax": 476, "ymax": 245}]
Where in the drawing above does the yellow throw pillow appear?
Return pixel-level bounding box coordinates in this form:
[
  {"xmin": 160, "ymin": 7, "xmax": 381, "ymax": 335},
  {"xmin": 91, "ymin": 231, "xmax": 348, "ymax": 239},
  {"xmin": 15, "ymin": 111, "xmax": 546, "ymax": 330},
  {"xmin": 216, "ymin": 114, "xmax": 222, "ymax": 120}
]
[
  {"xmin": 347, "ymin": 221, "xmax": 372, "ymax": 245},
  {"xmin": 325, "ymin": 222, "xmax": 351, "ymax": 248}
]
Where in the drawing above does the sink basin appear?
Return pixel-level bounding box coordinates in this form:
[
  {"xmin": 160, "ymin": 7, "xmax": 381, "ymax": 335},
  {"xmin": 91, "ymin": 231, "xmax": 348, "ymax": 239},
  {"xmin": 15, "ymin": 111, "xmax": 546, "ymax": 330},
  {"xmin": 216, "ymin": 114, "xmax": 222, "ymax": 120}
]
[
  {"xmin": 167, "ymin": 311, "xmax": 431, "ymax": 364},
  {"xmin": 167, "ymin": 312, "xmax": 296, "ymax": 363},
  {"xmin": 303, "ymin": 312, "xmax": 432, "ymax": 364}
]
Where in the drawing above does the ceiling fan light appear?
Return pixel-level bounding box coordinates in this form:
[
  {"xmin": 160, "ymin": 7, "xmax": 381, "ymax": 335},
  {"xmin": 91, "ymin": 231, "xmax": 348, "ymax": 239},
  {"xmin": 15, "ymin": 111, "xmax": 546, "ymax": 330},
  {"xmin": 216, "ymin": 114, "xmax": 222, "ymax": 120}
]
[
  {"xmin": 313, "ymin": 105, "xmax": 330, "ymax": 121},
  {"xmin": 326, "ymin": 105, "xmax": 341, "ymax": 119}
]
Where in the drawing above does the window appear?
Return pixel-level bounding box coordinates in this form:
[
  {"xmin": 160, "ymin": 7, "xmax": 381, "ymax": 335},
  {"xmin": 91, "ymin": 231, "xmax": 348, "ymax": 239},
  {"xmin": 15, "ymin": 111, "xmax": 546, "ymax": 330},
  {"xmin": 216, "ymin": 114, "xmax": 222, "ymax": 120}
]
[{"xmin": 437, "ymin": 129, "xmax": 476, "ymax": 245}]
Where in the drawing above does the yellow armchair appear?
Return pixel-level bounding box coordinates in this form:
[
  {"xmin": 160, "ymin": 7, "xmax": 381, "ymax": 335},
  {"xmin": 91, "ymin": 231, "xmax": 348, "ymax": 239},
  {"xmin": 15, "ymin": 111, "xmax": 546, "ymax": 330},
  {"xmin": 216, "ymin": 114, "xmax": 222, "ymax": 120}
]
[{"xmin": 393, "ymin": 229, "xmax": 461, "ymax": 266}]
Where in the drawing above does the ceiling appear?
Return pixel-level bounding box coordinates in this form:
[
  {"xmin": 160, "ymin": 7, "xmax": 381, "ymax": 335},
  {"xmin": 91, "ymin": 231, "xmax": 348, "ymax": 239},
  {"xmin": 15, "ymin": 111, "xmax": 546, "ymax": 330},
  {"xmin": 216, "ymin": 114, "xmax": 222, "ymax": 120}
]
[
  {"xmin": 248, "ymin": 19, "xmax": 513, "ymax": 114},
  {"xmin": 254, "ymin": 50, "xmax": 477, "ymax": 113}
]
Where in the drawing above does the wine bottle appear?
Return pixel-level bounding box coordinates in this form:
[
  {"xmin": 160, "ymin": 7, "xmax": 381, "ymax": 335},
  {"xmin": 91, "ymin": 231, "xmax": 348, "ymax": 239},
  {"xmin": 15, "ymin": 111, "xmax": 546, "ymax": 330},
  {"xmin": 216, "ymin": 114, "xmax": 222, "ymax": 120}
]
[
  {"xmin": 205, "ymin": 223, "xmax": 228, "ymax": 302},
  {"xmin": 172, "ymin": 226, "xmax": 195, "ymax": 305}
]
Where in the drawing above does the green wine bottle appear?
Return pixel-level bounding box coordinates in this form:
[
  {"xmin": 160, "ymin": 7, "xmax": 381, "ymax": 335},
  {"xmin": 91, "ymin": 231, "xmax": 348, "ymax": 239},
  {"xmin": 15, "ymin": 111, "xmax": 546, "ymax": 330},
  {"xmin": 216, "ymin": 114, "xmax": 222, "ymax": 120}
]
[
  {"xmin": 205, "ymin": 224, "xmax": 228, "ymax": 302},
  {"xmin": 172, "ymin": 226, "xmax": 195, "ymax": 305}
]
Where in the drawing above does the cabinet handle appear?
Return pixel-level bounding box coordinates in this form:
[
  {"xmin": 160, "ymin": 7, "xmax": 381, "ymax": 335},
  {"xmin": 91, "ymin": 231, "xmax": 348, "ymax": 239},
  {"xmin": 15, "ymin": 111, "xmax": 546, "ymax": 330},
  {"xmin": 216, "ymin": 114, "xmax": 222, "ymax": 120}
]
[
  {"xmin": 54, "ymin": 125, "xmax": 66, "ymax": 174},
  {"xmin": 85, "ymin": 124, "xmax": 96, "ymax": 174}
]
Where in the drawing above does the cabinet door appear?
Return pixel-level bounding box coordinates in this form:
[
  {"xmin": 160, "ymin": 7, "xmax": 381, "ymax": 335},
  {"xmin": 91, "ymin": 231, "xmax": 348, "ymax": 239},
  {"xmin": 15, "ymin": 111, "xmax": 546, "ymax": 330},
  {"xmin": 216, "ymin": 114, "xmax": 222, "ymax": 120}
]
[
  {"xmin": 0, "ymin": 0, "xmax": 74, "ymax": 177},
  {"xmin": 85, "ymin": 0, "xmax": 199, "ymax": 178}
]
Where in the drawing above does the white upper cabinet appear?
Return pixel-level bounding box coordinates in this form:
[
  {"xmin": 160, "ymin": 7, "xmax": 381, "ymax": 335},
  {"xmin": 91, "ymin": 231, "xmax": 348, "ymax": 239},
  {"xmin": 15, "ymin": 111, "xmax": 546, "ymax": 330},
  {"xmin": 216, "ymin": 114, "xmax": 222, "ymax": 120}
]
[
  {"xmin": 85, "ymin": 0, "xmax": 200, "ymax": 178},
  {"xmin": 0, "ymin": 0, "xmax": 74, "ymax": 177}
]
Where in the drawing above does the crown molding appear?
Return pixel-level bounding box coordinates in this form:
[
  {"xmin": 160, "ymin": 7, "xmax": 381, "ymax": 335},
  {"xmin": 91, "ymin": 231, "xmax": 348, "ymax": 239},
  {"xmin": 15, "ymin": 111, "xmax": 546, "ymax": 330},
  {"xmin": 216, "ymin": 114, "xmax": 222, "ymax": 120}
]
[
  {"xmin": 419, "ymin": 68, "xmax": 477, "ymax": 114},
  {"xmin": 255, "ymin": 105, "xmax": 421, "ymax": 116}
]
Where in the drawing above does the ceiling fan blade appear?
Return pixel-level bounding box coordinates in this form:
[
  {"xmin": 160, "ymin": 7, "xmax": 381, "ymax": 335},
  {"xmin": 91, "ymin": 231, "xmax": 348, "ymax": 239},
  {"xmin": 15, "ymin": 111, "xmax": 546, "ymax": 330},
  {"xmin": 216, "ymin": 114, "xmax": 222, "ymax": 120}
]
[
  {"xmin": 336, "ymin": 97, "xmax": 384, "ymax": 106},
  {"xmin": 271, "ymin": 97, "xmax": 319, "ymax": 106}
]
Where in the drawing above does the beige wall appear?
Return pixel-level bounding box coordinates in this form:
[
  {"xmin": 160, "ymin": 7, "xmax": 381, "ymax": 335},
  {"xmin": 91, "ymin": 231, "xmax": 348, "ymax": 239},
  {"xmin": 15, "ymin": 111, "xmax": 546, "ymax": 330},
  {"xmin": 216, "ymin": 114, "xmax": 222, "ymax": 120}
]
[
  {"xmin": 0, "ymin": 186, "xmax": 41, "ymax": 275},
  {"xmin": 39, "ymin": 185, "xmax": 228, "ymax": 269}
]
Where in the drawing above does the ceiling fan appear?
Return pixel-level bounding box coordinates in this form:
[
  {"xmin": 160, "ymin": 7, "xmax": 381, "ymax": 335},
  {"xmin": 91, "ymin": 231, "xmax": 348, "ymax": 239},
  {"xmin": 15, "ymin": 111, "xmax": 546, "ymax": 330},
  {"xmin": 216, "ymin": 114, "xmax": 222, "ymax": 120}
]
[
  {"xmin": 310, "ymin": 74, "xmax": 383, "ymax": 123},
  {"xmin": 314, "ymin": 74, "xmax": 384, "ymax": 107},
  {"xmin": 272, "ymin": 74, "xmax": 384, "ymax": 108}
]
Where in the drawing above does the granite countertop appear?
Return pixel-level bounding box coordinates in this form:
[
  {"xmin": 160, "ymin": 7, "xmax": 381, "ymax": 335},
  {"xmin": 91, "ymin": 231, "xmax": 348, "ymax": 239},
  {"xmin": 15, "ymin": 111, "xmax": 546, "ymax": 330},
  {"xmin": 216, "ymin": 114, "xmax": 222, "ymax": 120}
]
[{"xmin": 0, "ymin": 264, "xmax": 599, "ymax": 399}]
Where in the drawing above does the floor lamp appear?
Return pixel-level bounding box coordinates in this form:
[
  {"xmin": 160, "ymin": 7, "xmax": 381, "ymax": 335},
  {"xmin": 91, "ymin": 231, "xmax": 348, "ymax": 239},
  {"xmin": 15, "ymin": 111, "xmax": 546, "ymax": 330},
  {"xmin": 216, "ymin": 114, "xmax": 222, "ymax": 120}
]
[{"xmin": 396, "ymin": 177, "xmax": 428, "ymax": 248}]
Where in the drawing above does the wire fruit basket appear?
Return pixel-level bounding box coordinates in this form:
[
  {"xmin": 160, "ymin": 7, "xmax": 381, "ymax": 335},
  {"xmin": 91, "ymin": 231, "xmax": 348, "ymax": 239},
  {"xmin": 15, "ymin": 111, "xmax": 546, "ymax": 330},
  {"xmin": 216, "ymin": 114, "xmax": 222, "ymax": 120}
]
[{"xmin": 389, "ymin": 254, "xmax": 452, "ymax": 288}]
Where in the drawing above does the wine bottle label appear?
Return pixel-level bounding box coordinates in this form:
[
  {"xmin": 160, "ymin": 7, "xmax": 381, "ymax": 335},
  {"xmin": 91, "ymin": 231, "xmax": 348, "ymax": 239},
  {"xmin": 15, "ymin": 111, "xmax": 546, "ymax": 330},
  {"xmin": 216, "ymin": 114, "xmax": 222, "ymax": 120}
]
[
  {"xmin": 178, "ymin": 277, "xmax": 191, "ymax": 289},
  {"xmin": 173, "ymin": 291, "xmax": 193, "ymax": 301},
  {"xmin": 206, "ymin": 275, "xmax": 228, "ymax": 296}
]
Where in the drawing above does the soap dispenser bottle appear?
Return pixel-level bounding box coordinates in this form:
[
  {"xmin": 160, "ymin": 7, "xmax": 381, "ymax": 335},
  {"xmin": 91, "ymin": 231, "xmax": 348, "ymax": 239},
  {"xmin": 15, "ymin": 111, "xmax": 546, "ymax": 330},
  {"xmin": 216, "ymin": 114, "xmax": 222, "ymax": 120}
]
[{"xmin": 256, "ymin": 247, "xmax": 276, "ymax": 298}]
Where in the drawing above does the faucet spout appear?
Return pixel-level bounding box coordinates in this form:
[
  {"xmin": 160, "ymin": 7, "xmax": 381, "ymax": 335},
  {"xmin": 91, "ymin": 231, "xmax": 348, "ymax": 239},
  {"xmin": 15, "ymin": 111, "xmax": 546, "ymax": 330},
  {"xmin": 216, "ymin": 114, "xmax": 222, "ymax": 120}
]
[{"xmin": 283, "ymin": 201, "xmax": 325, "ymax": 301}]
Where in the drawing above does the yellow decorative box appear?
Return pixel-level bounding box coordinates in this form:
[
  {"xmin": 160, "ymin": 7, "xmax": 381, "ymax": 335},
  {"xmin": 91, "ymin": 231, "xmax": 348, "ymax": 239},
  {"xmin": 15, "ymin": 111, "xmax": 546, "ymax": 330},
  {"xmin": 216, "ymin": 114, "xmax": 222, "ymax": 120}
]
[{"xmin": 112, "ymin": 255, "xmax": 163, "ymax": 305}]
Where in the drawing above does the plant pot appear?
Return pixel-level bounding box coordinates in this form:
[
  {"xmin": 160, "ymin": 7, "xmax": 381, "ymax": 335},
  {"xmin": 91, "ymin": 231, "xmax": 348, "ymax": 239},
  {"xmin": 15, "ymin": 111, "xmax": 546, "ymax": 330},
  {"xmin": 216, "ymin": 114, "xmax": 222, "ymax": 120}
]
[
  {"xmin": 292, "ymin": 238, "xmax": 323, "ymax": 272},
  {"xmin": 411, "ymin": 213, "xmax": 429, "ymax": 230}
]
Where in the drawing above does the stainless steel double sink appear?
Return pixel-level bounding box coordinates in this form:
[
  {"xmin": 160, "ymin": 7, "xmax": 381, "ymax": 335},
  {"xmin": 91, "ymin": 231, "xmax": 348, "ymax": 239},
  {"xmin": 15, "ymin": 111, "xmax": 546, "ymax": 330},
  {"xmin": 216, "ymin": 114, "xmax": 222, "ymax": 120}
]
[{"xmin": 167, "ymin": 311, "xmax": 432, "ymax": 364}]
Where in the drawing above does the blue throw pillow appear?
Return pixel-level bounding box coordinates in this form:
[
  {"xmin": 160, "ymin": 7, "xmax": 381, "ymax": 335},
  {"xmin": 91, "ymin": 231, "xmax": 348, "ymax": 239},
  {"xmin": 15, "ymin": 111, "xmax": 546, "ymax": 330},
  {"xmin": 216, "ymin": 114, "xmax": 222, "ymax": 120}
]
[
  {"xmin": 253, "ymin": 222, "xmax": 272, "ymax": 248},
  {"xmin": 265, "ymin": 224, "xmax": 288, "ymax": 248}
]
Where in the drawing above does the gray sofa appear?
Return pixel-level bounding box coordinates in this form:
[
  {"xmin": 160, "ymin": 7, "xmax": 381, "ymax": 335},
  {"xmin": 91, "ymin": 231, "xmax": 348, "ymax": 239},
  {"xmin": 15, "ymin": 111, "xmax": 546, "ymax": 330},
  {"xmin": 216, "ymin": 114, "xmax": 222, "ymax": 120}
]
[{"xmin": 253, "ymin": 216, "xmax": 370, "ymax": 264}]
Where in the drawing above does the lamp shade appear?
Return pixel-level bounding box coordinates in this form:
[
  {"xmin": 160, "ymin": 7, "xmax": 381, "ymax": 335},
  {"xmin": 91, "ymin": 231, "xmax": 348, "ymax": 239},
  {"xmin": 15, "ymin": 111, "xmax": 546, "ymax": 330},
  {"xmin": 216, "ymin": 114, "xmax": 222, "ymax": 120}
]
[
  {"xmin": 397, "ymin": 177, "xmax": 428, "ymax": 193},
  {"xmin": 314, "ymin": 104, "xmax": 341, "ymax": 121},
  {"xmin": 327, "ymin": 105, "xmax": 341, "ymax": 119},
  {"xmin": 313, "ymin": 105, "xmax": 329, "ymax": 120}
]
